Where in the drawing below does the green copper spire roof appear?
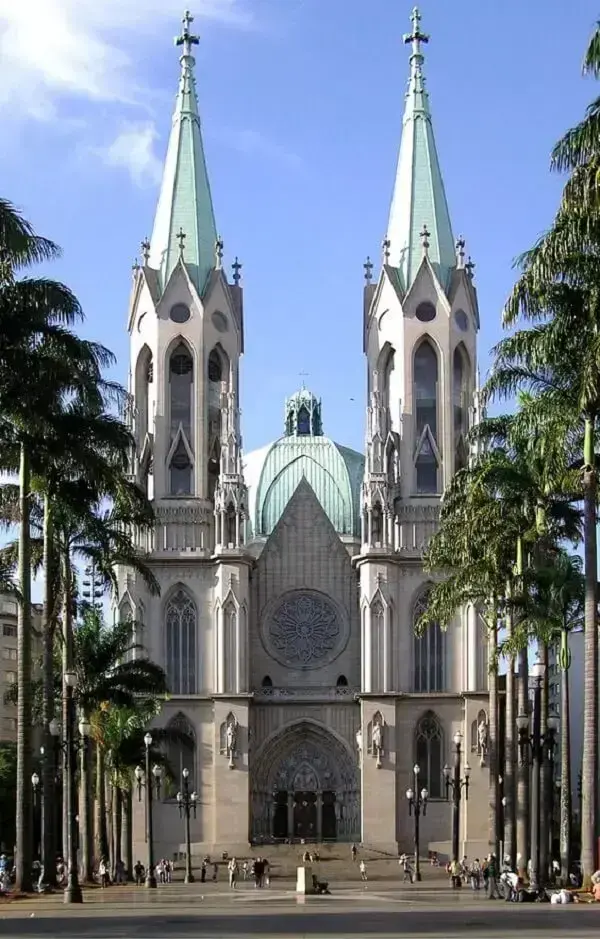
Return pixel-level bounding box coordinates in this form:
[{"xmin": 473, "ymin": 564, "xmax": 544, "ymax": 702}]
[
  {"xmin": 386, "ymin": 8, "xmax": 455, "ymax": 290},
  {"xmin": 149, "ymin": 11, "xmax": 218, "ymax": 295}
]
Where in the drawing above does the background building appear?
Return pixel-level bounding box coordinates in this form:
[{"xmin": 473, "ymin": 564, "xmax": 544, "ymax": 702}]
[
  {"xmin": 0, "ymin": 595, "xmax": 42, "ymax": 743},
  {"xmin": 119, "ymin": 9, "xmax": 491, "ymax": 860}
]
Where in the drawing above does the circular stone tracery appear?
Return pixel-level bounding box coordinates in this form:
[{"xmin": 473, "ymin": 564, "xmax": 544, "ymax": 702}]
[{"xmin": 262, "ymin": 591, "xmax": 346, "ymax": 669}]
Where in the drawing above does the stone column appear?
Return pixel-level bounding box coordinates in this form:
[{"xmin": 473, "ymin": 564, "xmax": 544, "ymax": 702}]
[
  {"xmin": 466, "ymin": 604, "xmax": 478, "ymax": 691},
  {"xmin": 316, "ymin": 793, "xmax": 323, "ymax": 841},
  {"xmin": 287, "ymin": 793, "xmax": 294, "ymax": 840}
]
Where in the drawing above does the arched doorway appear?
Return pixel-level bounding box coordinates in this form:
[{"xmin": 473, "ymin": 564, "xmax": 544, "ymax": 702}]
[{"xmin": 251, "ymin": 721, "xmax": 360, "ymax": 843}]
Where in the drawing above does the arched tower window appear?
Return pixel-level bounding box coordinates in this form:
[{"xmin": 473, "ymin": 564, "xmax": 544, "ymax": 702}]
[
  {"xmin": 165, "ymin": 588, "xmax": 197, "ymax": 694},
  {"xmin": 207, "ymin": 347, "xmax": 227, "ymax": 500},
  {"xmin": 223, "ymin": 602, "xmax": 238, "ymax": 694},
  {"xmin": 208, "ymin": 349, "xmax": 223, "ymax": 383},
  {"xmin": 134, "ymin": 345, "xmax": 153, "ymax": 444},
  {"xmin": 169, "ymin": 343, "xmax": 194, "ymax": 496},
  {"xmin": 414, "ymin": 712, "xmax": 443, "ymax": 798},
  {"xmin": 413, "ymin": 590, "xmax": 445, "ymax": 692},
  {"xmin": 336, "ymin": 675, "xmax": 348, "ymax": 687},
  {"xmin": 261, "ymin": 675, "xmax": 273, "ymax": 688},
  {"xmin": 453, "ymin": 345, "xmax": 470, "ymax": 472},
  {"xmin": 297, "ymin": 406, "xmax": 310, "ymax": 435},
  {"xmin": 165, "ymin": 713, "xmax": 196, "ymax": 790},
  {"xmin": 414, "ymin": 342, "xmax": 439, "ymax": 494}
]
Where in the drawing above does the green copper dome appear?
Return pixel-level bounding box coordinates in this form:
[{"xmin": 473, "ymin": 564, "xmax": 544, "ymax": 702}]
[{"xmin": 244, "ymin": 389, "xmax": 364, "ymax": 539}]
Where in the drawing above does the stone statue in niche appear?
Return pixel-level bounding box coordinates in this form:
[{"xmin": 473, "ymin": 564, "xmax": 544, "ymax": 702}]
[
  {"xmin": 372, "ymin": 716, "xmax": 383, "ymax": 768},
  {"xmin": 477, "ymin": 719, "xmax": 488, "ymax": 765},
  {"xmin": 225, "ymin": 715, "xmax": 238, "ymax": 768},
  {"xmin": 355, "ymin": 728, "xmax": 362, "ymax": 759}
]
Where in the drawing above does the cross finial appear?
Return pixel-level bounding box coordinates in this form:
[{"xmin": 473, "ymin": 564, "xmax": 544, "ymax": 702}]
[
  {"xmin": 403, "ymin": 7, "xmax": 429, "ymax": 56},
  {"xmin": 420, "ymin": 223, "xmax": 430, "ymax": 254},
  {"xmin": 175, "ymin": 10, "xmax": 200, "ymax": 58},
  {"xmin": 299, "ymin": 370, "xmax": 309, "ymax": 390},
  {"xmin": 176, "ymin": 227, "xmax": 186, "ymax": 255},
  {"xmin": 132, "ymin": 258, "xmax": 140, "ymax": 279},
  {"xmin": 232, "ymin": 256, "xmax": 242, "ymax": 286},
  {"xmin": 141, "ymin": 238, "xmax": 151, "ymax": 264},
  {"xmin": 215, "ymin": 236, "xmax": 224, "ymax": 269},
  {"xmin": 382, "ymin": 237, "xmax": 391, "ymax": 264},
  {"xmin": 466, "ymin": 256, "xmax": 475, "ymax": 279},
  {"xmin": 364, "ymin": 255, "xmax": 374, "ymax": 285},
  {"xmin": 455, "ymin": 236, "xmax": 466, "ymax": 269}
]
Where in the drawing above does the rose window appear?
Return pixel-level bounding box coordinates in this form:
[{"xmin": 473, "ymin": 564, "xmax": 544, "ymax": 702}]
[{"xmin": 263, "ymin": 591, "xmax": 345, "ymax": 668}]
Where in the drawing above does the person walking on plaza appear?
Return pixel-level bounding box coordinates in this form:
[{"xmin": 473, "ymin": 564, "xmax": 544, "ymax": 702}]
[
  {"xmin": 470, "ymin": 858, "xmax": 481, "ymax": 890},
  {"xmin": 359, "ymin": 859, "xmax": 367, "ymax": 882},
  {"xmin": 351, "ymin": 843, "xmax": 358, "ymax": 863},
  {"xmin": 399, "ymin": 854, "xmax": 413, "ymax": 883},
  {"xmin": 228, "ymin": 857, "xmax": 239, "ymax": 889},
  {"xmin": 134, "ymin": 860, "xmax": 144, "ymax": 886},
  {"xmin": 448, "ymin": 858, "xmax": 461, "ymax": 889}
]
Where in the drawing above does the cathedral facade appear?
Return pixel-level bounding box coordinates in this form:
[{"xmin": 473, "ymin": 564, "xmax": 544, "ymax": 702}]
[{"xmin": 121, "ymin": 9, "xmax": 491, "ymax": 861}]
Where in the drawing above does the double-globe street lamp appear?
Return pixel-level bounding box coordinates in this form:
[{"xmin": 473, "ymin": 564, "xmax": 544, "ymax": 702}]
[
  {"xmin": 135, "ymin": 732, "xmax": 163, "ymax": 889},
  {"xmin": 176, "ymin": 769, "xmax": 197, "ymax": 884},
  {"xmin": 517, "ymin": 658, "xmax": 559, "ymax": 890},
  {"xmin": 405, "ymin": 763, "xmax": 428, "ymax": 882},
  {"xmin": 48, "ymin": 676, "xmax": 91, "ymax": 905},
  {"xmin": 443, "ymin": 730, "xmax": 470, "ymax": 864}
]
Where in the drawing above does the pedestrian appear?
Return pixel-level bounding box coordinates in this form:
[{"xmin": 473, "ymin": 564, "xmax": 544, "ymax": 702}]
[
  {"xmin": 449, "ymin": 858, "xmax": 461, "ymax": 889},
  {"xmin": 359, "ymin": 859, "xmax": 367, "ymax": 882},
  {"xmin": 212, "ymin": 862, "xmax": 218, "ymax": 882},
  {"xmin": 228, "ymin": 857, "xmax": 238, "ymax": 889},
  {"xmin": 134, "ymin": 860, "xmax": 144, "ymax": 886},
  {"xmin": 399, "ymin": 854, "xmax": 413, "ymax": 884},
  {"xmin": 351, "ymin": 843, "xmax": 358, "ymax": 863},
  {"xmin": 263, "ymin": 857, "xmax": 270, "ymax": 887},
  {"xmin": 99, "ymin": 857, "xmax": 109, "ymax": 888},
  {"xmin": 486, "ymin": 853, "xmax": 499, "ymax": 899},
  {"xmin": 254, "ymin": 857, "xmax": 264, "ymax": 888},
  {"xmin": 200, "ymin": 859, "xmax": 207, "ymax": 883},
  {"xmin": 242, "ymin": 860, "xmax": 248, "ymax": 881},
  {"xmin": 470, "ymin": 858, "xmax": 481, "ymax": 890}
]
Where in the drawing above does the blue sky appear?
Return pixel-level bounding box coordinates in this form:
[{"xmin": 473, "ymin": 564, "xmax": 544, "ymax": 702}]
[{"xmin": 0, "ymin": 0, "xmax": 596, "ymax": 455}]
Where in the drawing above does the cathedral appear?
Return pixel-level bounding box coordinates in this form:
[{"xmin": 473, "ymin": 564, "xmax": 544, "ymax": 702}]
[{"xmin": 120, "ymin": 8, "xmax": 491, "ymax": 861}]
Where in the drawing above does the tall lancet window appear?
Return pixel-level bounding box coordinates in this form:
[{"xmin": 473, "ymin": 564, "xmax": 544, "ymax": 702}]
[
  {"xmin": 166, "ymin": 588, "xmax": 197, "ymax": 694},
  {"xmin": 414, "ymin": 342, "xmax": 439, "ymax": 494},
  {"xmin": 169, "ymin": 344, "xmax": 194, "ymax": 495},
  {"xmin": 371, "ymin": 599, "xmax": 385, "ymax": 692},
  {"xmin": 453, "ymin": 346, "xmax": 469, "ymax": 472},
  {"xmin": 414, "ymin": 712, "xmax": 443, "ymax": 798},
  {"xmin": 413, "ymin": 589, "xmax": 445, "ymax": 692}
]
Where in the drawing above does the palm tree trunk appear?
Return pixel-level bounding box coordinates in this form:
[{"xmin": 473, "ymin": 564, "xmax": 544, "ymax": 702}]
[
  {"xmin": 559, "ymin": 625, "xmax": 572, "ymax": 885},
  {"xmin": 112, "ymin": 786, "xmax": 122, "ymax": 879},
  {"xmin": 15, "ymin": 440, "xmax": 33, "ymax": 893},
  {"xmin": 122, "ymin": 786, "xmax": 133, "ymax": 881},
  {"xmin": 41, "ymin": 493, "xmax": 56, "ymax": 887},
  {"xmin": 488, "ymin": 607, "xmax": 499, "ymax": 857},
  {"xmin": 94, "ymin": 742, "xmax": 108, "ymax": 866},
  {"xmin": 539, "ymin": 642, "xmax": 550, "ymax": 883},
  {"xmin": 516, "ymin": 647, "xmax": 530, "ymax": 876},
  {"xmin": 503, "ymin": 589, "xmax": 516, "ymax": 868},
  {"xmin": 80, "ymin": 737, "xmax": 93, "ymax": 882},
  {"xmin": 581, "ymin": 418, "xmax": 598, "ymax": 886}
]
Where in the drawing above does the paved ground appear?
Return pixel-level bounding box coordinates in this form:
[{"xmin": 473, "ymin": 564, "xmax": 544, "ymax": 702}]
[{"xmin": 2, "ymin": 883, "xmax": 600, "ymax": 938}]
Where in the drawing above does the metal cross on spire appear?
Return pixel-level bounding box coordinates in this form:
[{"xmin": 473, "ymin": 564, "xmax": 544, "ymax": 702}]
[
  {"xmin": 141, "ymin": 238, "xmax": 151, "ymax": 265},
  {"xmin": 177, "ymin": 227, "xmax": 186, "ymax": 255},
  {"xmin": 215, "ymin": 235, "xmax": 224, "ymax": 269},
  {"xmin": 364, "ymin": 256, "xmax": 373, "ymax": 284},
  {"xmin": 420, "ymin": 223, "xmax": 430, "ymax": 254},
  {"xmin": 455, "ymin": 236, "xmax": 466, "ymax": 269},
  {"xmin": 232, "ymin": 257, "xmax": 242, "ymax": 286},
  {"xmin": 403, "ymin": 7, "xmax": 429, "ymax": 57},
  {"xmin": 176, "ymin": 10, "xmax": 200, "ymax": 58},
  {"xmin": 382, "ymin": 237, "xmax": 391, "ymax": 264}
]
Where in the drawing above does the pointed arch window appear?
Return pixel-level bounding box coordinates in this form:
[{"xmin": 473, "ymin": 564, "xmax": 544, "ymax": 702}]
[
  {"xmin": 169, "ymin": 344, "xmax": 193, "ymax": 440},
  {"xmin": 453, "ymin": 346, "xmax": 470, "ymax": 472},
  {"xmin": 165, "ymin": 713, "xmax": 196, "ymax": 791},
  {"xmin": 208, "ymin": 349, "xmax": 223, "ymax": 383},
  {"xmin": 414, "ymin": 342, "xmax": 439, "ymax": 493},
  {"xmin": 413, "ymin": 590, "xmax": 445, "ymax": 692},
  {"xmin": 371, "ymin": 599, "xmax": 385, "ymax": 692},
  {"xmin": 166, "ymin": 588, "xmax": 197, "ymax": 694},
  {"xmin": 414, "ymin": 712, "xmax": 443, "ymax": 798},
  {"xmin": 223, "ymin": 602, "xmax": 238, "ymax": 694},
  {"xmin": 297, "ymin": 406, "xmax": 311, "ymax": 435}
]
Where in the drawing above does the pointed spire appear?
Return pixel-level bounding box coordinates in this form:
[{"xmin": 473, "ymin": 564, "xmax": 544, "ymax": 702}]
[
  {"xmin": 149, "ymin": 11, "xmax": 218, "ymax": 296},
  {"xmin": 385, "ymin": 8, "xmax": 456, "ymax": 291}
]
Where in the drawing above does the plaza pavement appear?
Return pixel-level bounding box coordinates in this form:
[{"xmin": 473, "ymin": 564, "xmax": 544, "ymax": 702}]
[{"xmin": 2, "ymin": 881, "xmax": 600, "ymax": 938}]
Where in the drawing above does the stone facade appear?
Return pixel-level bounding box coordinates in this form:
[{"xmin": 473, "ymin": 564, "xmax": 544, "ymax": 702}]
[{"xmin": 119, "ymin": 9, "xmax": 491, "ymax": 863}]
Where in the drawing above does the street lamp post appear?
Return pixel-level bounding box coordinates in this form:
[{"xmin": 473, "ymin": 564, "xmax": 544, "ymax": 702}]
[
  {"xmin": 177, "ymin": 769, "xmax": 197, "ymax": 884},
  {"xmin": 135, "ymin": 733, "xmax": 162, "ymax": 889},
  {"xmin": 443, "ymin": 731, "xmax": 471, "ymax": 864},
  {"xmin": 31, "ymin": 768, "xmax": 43, "ymax": 881},
  {"xmin": 405, "ymin": 763, "xmax": 428, "ymax": 882},
  {"xmin": 49, "ymin": 683, "xmax": 91, "ymax": 905},
  {"xmin": 516, "ymin": 658, "xmax": 559, "ymax": 890}
]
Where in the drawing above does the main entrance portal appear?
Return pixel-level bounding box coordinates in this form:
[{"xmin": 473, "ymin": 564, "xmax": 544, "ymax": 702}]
[{"xmin": 251, "ymin": 721, "xmax": 360, "ymax": 843}]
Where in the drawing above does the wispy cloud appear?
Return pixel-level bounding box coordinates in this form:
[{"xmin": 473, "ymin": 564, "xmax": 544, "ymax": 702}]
[
  {"xmin": 220, "ymin": 128, "xmax": 304, "ymax": 171},
  {"xmin": 92, "ymin": 122, "xmax": 163, "ymax": 187},
  {"xmin": 0, "ymin": 0, "xmax": 254, "ymax": 118}
]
